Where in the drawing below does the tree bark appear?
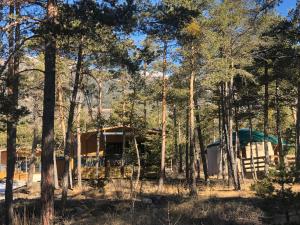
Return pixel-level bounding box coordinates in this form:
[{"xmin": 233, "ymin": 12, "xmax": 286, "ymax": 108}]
[
  {"xmin": 61, "ymin": 40, "xmax": 83, "ymax": 208},
  {"xmin": 218, "ymin": 91, "xmax": 225, "ymax": 180},
  {"xmin": 27, "ymin": 103, "xmax": 38, "ymax": 191},
  {"xmin": 133, "ymin": 137, "xmax": 140, "ymax": 191},
  {"xmin": 5, "ymin": 2, "xmax": 19, "ymax": 224},
  {"xmin": 264, "ymin": 64, "xmax": 270, "ymax": 175},
  {"xmin": 97, "ymin": 81, "xmax": 105, "ymax": 180},
  {"xmin": 185, "ymin": 107, "xmax": 189, "ymax": 182},
  {"xmin": 178, "ymin": 120, "xmax": 183, "ymax": 173},
  {"xmin": 121, "ymin": 77, "xmax": 126, "ymax": 177},
  {"xmin": 248, "ymin": 103, "xmax": 258, "ymax": 181},
  {"xmin": 195, "ymin": 98, "xmax": 209, "ymax": 182},
  {"xmin": 143, "ymin": 62, "xmax": 147, "ymax": 127},
  {"xmin": 76, "ymin": 98, "xmax": 82, "ymax": 189},
  {"xmin": 173, "ymin": 104, "xmax": 178, "ymax": 172},
  {"xmin": 221, "ymin": 82, "xmax": 239, "ymax": 190},
  {"xmin": 296, "ymin": 80, "xmax": 300, "ymax": 179},
  {"xmin": 58, "ymin": 72, "xmax": 66, "ymax": 145},
  {"xmin": 227, "ymin": 79, "xmax": 239, "ymax": 190},
  {"xmin": 158, "ymin": 41, "xmax": 167, "ymax": 191},
  {"xmin": 275, "ymin": 78, "xmax": 284, "ymax": 166},
  {"xmin": 41, "ymin": 1, "xmax": 58, "ymax": 224},
  {"xmin": 234, "ymin": 104, "xmax": 243, "ymax": 184},
  {"xmin": 53, "ymin": 150, "xmax": 58, "ymax": 189},
  {"xmin": 189, "ymin": 46, "xmax": 197, "ymax": 196}
]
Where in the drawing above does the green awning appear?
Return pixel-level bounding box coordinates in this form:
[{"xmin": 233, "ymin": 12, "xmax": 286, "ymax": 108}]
[{"xmin": 207, "ymin": 128, "xmax": 286, "ymax": 149}]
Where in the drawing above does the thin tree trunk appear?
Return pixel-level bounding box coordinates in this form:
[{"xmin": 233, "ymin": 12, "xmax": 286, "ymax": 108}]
[
  {"xmin": 97, "ymin": 81, "xmax": 105, "ymax": 180},
  {"xmin": 248, "ymin": 103, "xmax": 258, "ymax": 181},
  {"xmin": 133, "ymin": 137, "xmax": 140, "ymax": 191},
  {"xmin": 226, "ymin": 82, "xmax": 233, "ymax": 186},
  {"xmin": 222, "ymin": 83, "xmax": 232, "ymax": 185},
  {"xmin": 275, "ymin": 78, "xmax": 284, "ymax": 166},
  {"xmin": 5, "ymin": 3, "xmax": 19, "ymax": 224},
  {"xmin": 76, "ymin": 99, "xmax": 82, "ymax": 189},
  {"xmin": 185, "ymin": 107, "xmax": 189, "ymax": 182},
  {"xmin": 178, "ymin": 120, "xmax": 183, "ymax": 173},
  {"xmin": 41, "ymin": 1, "xmax": 58, "ymax": 224},
  {"xmin": 218, "ymin": 92, "xmax": 225, "ymax": 180},
  {"xmin": 228, "ymin": 78, "xmax": 239, "ymax": 190},
  {"xmin": 121, "ymin": 82, "xmax": 126, "ymax": 177},
  {"xmin": 195, "ymin": 97, "xmax": 209, "ymax": 182},
  {"xmin": 234, "ymin": 104, "xmax": 242, "ymax": 187},
  {"xmin": 234, "ymin": 105, "xmax": 243, "ymax": 184},
  {"xmin": 120, "ymin": 68, "xmax": 126, "ymax": 176},
  {"xmin": 264, "ymin": 64, "xmax": 270, "ymax": 175},
  {"xmin": 27, "ymin": 104, "xmax": 38, "ymax": 191},
  {"xmin": 58, "ymin": 72, "xmax": 66, "ymax": 145},
  {"xmin": 158, "ymin": 41, "xmax": 167, "ymax": 191},
  {"xmin": 221, "ymin": 82, "xmax": 239, "ymax": 189},
  {"xmin": 189, "ymin": 46, "xmax": 197, "ymax": 196},
  {"xmin": 173, "ymin": 104, "xmax": 178, "ymax": 172},
  {"xmin": 61, "ymin": 40, "xmax": 83, "ymax": 209},
  {"xmin": 53, "ymin": 150, "xmax": 58, "ymax": 189},
  {"xmin": 143, "ymin": 63, "xmax": 147, "ymax": 128},
  {"xmin": 296, "ymin": 80, "xmax": 300, "ymax": 179},
  {"xmin": 144, "ymin": 101, "xmax": 147, "ymax": 127},
  {"xmin": 54, "ymin": 71, "xmax": 65, "ymax": 189}
]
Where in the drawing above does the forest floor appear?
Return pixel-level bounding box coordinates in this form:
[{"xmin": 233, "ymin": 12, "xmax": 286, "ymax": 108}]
[{"xmin": 1, "ymin": 178, "xmax": 300, "ymax": 225}]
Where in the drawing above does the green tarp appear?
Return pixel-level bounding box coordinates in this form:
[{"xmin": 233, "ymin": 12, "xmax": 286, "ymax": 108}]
[{"xmin": 207, "ymin": 128, "xmax": 285, "ymax": 148}]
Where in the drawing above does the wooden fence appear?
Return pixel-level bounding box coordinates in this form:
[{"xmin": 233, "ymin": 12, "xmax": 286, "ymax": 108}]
[
  {"xmin": 242, "ymin": 156, "xmax": 266, "ymax": 173},
  {"xmin": 242, "ymin": 155, "xmax": 296, "ymax": 173}
]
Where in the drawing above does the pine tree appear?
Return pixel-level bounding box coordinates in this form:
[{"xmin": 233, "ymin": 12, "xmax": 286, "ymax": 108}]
[{"xmin": 41, "ymin": 1, "xmax": 58, "ymax": 224}]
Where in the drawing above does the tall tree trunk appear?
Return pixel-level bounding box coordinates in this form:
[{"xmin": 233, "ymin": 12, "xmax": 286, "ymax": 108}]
[
  {"xmin": 264, "ymin": 64, "xmax": 270, "ymax": 175},
  {"xmin": 221, "ymin": 82, "xmax": 239, "ymax": 190},
  {"xmin": 178, "ymin": 120, "xmax": 183, "ymax": 173},
  {"xmin": 121, "ymin": 67, "xmax": 126, "ymax": 178},
  {"xmin": 121, "ymin": 78, "xmax": 126, "ymax": 177},
  {"xmin": 228, "ymin": 79, "xmax": 239, "ymax": 190},
  {"xmin": 76, "ymin": 98, "xmax": 82, "ymax": 189},
  {"xmin": 98, "ymin": 81, "xmax": 105, "ymax": 180},
  {"xmin": 27, "ymin": 103, "xmax": 38, "ymax": 191},
  {"xmin": 225, "ymin": 83, "xmax": 233, "ymax": 186},
  {"xmin": 5, "ymin": 2, "xmax": 19, "ymax": 224},
  {"xmin": 296, "ymin": 80, "xmax": 300, "ymax": 179},
  {"xmin": 248, "ymin": 103, "xmax": 257, "ymax": 181},
  {"xmin": 158, "ymin": 41, "xmax": 167, "ymax": 191},
  {"xmin": 185, "ymin": 107, "xmax": 189, "ymax": 182},
  {"xmin": 275, "ymin": 78, "xmax": 284, "ymax": 166},
  {"xmin": 195, "ymin": 98, "xmax": 209, "ymax": 182},
  {"xmin": 173, "ymin": 104, "xmax": 178, "ymax": 172},
  {"xmin": 53, "ymin": 150, "xmax": 58, "ymax": 189},
  {"xmin": 143, "ymin": 62, "xmax": 147, "ymax": 128},
  {"xmin": 218, "ymin": 91, "xmax": 225, "ymax": 180},
  {"xmin": 133, "ymin": 137, "xmax": 140, "ymax": 191},
  {"xmin": 61, "ymin": 40, "xmax": 83, "ymax": 208},
  {"xmin": 58, "ymin": 72, "xmax": 66, "ymax": 145},
  {"xmin": 189, "ymin": 46, "xmax": 197, "ymax": 196},
  {"xmin": 41, "ymin": 1, "xmax": 57, "ymax": 224},
  {"xmin": 234, "ymin": 104, "xmax": 243, "ymax": 184},
  {"xmin": 54, "ymin": 70, "xmax": 65, "ymax": 189}
]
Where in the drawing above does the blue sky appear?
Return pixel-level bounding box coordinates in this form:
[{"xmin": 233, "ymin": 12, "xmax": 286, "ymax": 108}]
[{"xmin": 277, "ymin": 0, "xmax": 297, "ymax": 16}]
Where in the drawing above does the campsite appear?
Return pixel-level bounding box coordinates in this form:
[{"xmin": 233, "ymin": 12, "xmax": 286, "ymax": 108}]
[{"xmin": 1, "ymin": 0, "xmax": 300, "ymax": 225}]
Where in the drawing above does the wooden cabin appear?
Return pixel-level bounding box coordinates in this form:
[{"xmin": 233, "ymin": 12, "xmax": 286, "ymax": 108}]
[
  {"xmin": 0, "ymin": 148, "xmax": 41, "ymax": 181},
  {"xmin": 70, "ymin": 126, "xmax": 159, "ymax": 179}
]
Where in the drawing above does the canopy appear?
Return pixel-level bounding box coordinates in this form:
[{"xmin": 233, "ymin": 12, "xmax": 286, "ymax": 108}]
[{"xmin": 207, "ymin": 128, "xmax": 285, "ymax": 148}]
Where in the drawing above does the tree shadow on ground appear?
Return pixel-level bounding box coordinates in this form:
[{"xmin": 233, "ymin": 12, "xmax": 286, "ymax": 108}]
[{"xmin": 0, "ymin": 183, "xmax": 299, "ymax": 225}]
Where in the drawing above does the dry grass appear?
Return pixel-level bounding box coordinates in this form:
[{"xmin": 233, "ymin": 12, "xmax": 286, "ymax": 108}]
[{"xmin": 1, "ymin": 179, "xmax": 300, "ymax": 225}]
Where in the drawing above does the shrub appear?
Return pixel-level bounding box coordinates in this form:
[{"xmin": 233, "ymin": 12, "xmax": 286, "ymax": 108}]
[{"xmin": 250, "ymin": 178, "xmax": 275, "ymax": 198}]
